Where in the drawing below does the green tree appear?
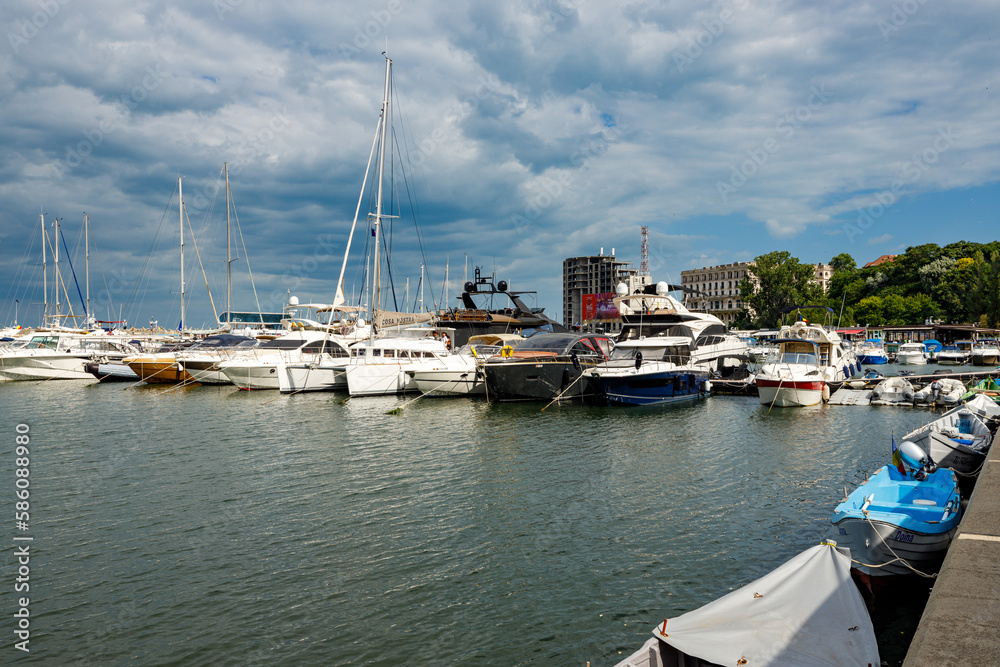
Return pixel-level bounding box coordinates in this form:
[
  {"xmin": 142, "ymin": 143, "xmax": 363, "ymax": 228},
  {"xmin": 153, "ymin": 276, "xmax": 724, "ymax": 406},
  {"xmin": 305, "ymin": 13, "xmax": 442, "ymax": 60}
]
[
  {"xmin": 933, "ymin": 257, "xmax": 975, "ymax": 323},
  {"xmin": 829, "ymin": 253, "xmax": 857, "ymax": 274},
  {"xmin": 738, "ymin": 251, "xmax": 825, "ymax": 328},
  {"xmin": 854, "ymin": 296, "xmax": 884, "ymax": 325},
  {"xmin": 918, "ymin": 256, "xmax": 955, "ymax": 292}
]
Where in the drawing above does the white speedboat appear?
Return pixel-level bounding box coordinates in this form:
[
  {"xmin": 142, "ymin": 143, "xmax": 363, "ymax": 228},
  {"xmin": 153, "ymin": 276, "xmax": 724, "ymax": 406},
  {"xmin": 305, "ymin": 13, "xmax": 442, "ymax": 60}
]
[
  {"xmin": 407, "ymin": 335, "xmax": 514, "ymax": 397},
  {"xmin": 0, "ymin": 331, "xmax": 141, "ymax": 381},
  {"xmin": 970, "ymin": 339, "xmax": 1000, "ymax": 366},
  {"xmin": 896, "ymin": 342, "xmax": 928, "ymax": 365},
  {"xmin": 343, "ymin": 329, "xmax": 452, "ymax": 397},
  {"xmin": 935, "ymin": 344, "xmax": 967, "ymax": 365},
  {"xmin": 755, "ymin": 308, "xmax": 858, "ymax": 407}
]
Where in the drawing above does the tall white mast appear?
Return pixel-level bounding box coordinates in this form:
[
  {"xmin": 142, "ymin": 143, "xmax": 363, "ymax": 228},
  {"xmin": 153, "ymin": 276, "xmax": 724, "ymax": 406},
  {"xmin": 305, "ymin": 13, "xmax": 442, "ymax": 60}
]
[
  {"xmin": 84, "ymin": 212, "xmax": 90, "ymax": 324},
  {"xmin": 370, "ymin": 54, "xmax": 392, "ymax": 340},
  {"xmin": 40, "ymin": 211, "xmax": 47, "ymax": 324},
  {"xmin": 179, "ymin": 176, "xmax": 185, "ymax": 331},
  {"xmin": 225, "ymin": 162, "xmax": 232, "ymax": 322},
  {"xmin": 53, "ymin": 216, "xmax": 60, "ymax": 326},
  {"xmin": 420, "ymin": 263, "xmax": 424, "ymax": 313}
]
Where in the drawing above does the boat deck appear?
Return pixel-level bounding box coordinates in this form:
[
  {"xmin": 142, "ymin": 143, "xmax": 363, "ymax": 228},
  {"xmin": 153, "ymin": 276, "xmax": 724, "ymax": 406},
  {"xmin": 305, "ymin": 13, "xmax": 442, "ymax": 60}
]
[{"xmin": 903, "ymin": 420, "xmax": 1000, "ymax": 665}]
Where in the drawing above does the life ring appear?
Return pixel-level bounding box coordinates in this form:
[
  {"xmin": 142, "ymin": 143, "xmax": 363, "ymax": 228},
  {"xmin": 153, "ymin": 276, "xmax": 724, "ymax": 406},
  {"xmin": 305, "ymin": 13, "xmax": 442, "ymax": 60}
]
[{"xmin": 500, "ymin": 345, "xmax": 514, "ymax": 358}]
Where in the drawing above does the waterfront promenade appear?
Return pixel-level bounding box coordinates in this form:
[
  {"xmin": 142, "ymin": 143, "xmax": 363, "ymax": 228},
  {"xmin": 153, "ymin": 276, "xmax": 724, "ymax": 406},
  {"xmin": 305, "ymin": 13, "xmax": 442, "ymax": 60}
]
[{"xmin": 904, "ymin": 424, "xmax": 1000, "ymax": 665}]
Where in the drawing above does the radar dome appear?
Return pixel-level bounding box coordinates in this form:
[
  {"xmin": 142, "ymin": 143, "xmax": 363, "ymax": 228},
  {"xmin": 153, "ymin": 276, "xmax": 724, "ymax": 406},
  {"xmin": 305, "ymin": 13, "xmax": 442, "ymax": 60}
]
[
  {"xmin": 497, "ymin": 280, "xmax": 508, "ymax": 292},
  {"xmin": 288, "ymin": 296, "xmax": 299, "ymax": 306},
  {"xmin": 616, "ymin": 282, "xmax": 628, "ymax": 296},
  {"xmin": 656, "ymin": 281, "xmax": 670, "ymax": 295},
  {"xmin": 463, "ymin": 281, "xmax": 475, "ymax": 293}
]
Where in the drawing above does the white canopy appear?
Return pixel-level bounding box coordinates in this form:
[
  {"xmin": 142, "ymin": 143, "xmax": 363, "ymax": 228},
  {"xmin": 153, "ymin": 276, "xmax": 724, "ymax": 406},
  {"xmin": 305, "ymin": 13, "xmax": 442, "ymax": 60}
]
[{"xmin": 614, "ymin": 543, "xmax": 878, "ymax": 667}]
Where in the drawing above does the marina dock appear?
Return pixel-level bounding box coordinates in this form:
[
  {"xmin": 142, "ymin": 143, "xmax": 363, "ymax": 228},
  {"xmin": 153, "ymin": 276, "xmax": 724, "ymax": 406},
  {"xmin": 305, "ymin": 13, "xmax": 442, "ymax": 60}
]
[{"xmin": 904, "ymin": 418, "xmax": 1000, "ymax": 665}]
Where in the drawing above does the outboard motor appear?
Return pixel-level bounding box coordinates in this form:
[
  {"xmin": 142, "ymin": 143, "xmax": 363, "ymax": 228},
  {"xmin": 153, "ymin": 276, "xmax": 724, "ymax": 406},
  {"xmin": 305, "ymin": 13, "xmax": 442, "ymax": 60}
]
[{"xmin": 899, "ymin": 440, "xmax": 938, "ymax": 480}]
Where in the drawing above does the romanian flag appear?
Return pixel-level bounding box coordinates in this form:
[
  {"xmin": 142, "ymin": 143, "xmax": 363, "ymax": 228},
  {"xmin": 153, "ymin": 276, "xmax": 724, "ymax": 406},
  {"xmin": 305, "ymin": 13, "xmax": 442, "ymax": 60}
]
[{"xmin": 891, "ymin": 433, "xmax": 905, "ymax": 474}]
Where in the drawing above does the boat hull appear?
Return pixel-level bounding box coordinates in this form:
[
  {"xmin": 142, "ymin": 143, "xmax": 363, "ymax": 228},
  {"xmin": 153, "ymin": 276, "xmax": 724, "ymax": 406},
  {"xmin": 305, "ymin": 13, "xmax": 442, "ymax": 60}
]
[
  {"xmin": 85, "ymin": 361, "xmax": 140, "ymax": 382},
  {"xmin": 755, "ymin": 379, "xmax": 825, "ymax": 407},
  {"xmin": 220, "ymin": 361, "xmax": 283, "ymax": 390},
  {"xmin": 588, "ymin": 369, "xmax": 710, "ymax": 406},
  {"xmin": 856, "ymin": 353, "xmax": 888, "ymax": 365},
  {"xmin": 831, "ymin": 516, "xmax": 956, "ymax": 577},
  {"xmin": 409, "ymin": 369, "xmax": 484, "ymax": 396},
  {"xmin": 483, "ymin": 361, "xmax": 596, "ymax": 402},
  {"xmin": 0, "ymin": 353, "xmax": 94, "ymax": 380},
  {"xmin": 280, "ymin": 363, "xmax": 347, "ymax": 393},
  {"xmin": 125, "ymin": 358, "xmax": 195, "ymax": 384},
  {"xmin": 345, "ymin": 363, "xmax": 416, "ymax": 397},
  {"xmin": 180, "ymin": 360, "xmax": 232, "ymax": 385}
]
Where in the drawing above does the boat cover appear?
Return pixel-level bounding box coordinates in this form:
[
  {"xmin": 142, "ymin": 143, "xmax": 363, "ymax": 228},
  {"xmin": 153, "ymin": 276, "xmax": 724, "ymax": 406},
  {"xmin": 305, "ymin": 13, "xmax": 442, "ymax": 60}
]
[{"xmin": 614, "ymin": 543, "xmax": 878, "ymax": 667}]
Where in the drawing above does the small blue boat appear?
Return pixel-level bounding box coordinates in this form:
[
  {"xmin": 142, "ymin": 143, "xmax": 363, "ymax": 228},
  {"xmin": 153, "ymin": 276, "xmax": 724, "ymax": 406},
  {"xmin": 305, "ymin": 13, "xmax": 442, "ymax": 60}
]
[
  {"xmin": 831, "ymin": 441, "xmax": 961, "ymax": 579},
  {"xmin": 856, "ymin": 339, "xmax": 889, "ymax": 365}
]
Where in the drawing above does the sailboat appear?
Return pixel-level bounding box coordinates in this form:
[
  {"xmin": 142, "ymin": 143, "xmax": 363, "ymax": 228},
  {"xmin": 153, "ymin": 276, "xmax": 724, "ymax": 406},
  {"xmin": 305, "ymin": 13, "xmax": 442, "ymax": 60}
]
[{"xmin": 281, "ymin": 53, "xmax": 441, "ymax": 396}]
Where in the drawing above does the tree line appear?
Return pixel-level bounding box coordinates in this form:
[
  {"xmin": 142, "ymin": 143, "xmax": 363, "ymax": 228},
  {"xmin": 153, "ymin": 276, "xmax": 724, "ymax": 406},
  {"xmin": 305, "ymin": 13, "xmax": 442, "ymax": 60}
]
[{"xmin": 733, "ymin": 241, "xmax": 1000, "ymax": 329}]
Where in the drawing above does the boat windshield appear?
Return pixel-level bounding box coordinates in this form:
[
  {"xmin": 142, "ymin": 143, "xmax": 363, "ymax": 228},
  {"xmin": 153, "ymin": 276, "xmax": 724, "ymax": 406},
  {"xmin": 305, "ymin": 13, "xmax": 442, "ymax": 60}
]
[
  {"xmin": 258, "ymin": 338, "xmax": 306, "ymax": 350},
  {"xmin": 769, "ymin": 352, "xmax": 818, "ymax": 366},
  {"xmin": 514, "ymin": 334, "xmax": 578, "ymax": 353}
]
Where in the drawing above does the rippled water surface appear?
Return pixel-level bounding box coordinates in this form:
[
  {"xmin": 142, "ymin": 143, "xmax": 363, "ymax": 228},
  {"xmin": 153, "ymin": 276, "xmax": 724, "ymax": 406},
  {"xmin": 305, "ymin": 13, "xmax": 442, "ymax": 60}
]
[{"xmin": 0, "ymin": 379, "xmax": 963, "ymax": 665}]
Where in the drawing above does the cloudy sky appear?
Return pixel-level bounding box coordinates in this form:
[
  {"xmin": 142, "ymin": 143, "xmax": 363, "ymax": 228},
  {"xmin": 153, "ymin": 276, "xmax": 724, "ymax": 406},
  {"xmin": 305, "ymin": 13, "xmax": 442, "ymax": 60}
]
[{"xmin": 1, "ymin": 0, "xmax": 998, "ymax": 328}]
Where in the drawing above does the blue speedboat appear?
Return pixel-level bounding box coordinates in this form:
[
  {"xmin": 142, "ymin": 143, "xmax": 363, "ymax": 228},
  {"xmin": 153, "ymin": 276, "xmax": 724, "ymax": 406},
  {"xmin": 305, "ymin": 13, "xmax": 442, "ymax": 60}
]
[
  {"xmin": 831, "ymin": 441, "xmax": 961, "ymax": 580},
  {"xmin": 856, "ymin": 339, "xmax": 888, "ymax": 365},
  {"xmin": 587, "ymin": 338, "xmax": 710, "ymax": 406}
]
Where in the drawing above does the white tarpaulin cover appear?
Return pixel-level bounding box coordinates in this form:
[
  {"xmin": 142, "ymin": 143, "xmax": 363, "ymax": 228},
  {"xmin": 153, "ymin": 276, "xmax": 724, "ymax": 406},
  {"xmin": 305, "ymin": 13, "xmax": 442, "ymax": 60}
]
[{"xmin": 614, "ymin": 543, "xmax": 879, "ymax": 667}]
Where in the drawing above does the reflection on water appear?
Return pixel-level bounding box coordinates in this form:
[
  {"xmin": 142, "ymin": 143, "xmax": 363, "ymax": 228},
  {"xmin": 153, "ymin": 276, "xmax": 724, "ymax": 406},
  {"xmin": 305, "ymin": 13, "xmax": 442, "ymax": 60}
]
[{"xmin": 0, "ymin": 382, "xmax": 946, "ymax": 665}]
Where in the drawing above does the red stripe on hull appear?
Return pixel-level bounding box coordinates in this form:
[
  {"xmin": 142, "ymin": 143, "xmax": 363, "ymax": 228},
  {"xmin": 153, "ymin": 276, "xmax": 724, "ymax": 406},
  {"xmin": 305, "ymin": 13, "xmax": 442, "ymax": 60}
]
[{"xmin": 755, "ymin": 379, "xmax": 825, "ymax": 391}]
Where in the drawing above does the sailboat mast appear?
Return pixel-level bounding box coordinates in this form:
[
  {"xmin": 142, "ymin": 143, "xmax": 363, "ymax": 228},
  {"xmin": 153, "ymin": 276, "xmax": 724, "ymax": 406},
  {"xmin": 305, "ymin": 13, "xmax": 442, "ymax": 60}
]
[
  {"xmin": 40, "ymin": 211, "xmax": 47, "ymax": 324},
  {"xmin": 179, "ymin": 176, "xmax": 185, "ymax": 331},
  {"xmin": 84, "ymin": 212, "xmax": 90, "ymax": 322},
  {"xmin": 225, "ymin": 162, "xmax": 232, "ymax": 322},
  {"xmin": 54, "ymin": 216, "xmax": 60, "ymax": 326},
  {"xmin": 420, "ymin": 263, "xmax": 424, "ymax": 313},
  {"xmin": 371, "ymin": 54, "xmax": 392, "ymax": 339}
]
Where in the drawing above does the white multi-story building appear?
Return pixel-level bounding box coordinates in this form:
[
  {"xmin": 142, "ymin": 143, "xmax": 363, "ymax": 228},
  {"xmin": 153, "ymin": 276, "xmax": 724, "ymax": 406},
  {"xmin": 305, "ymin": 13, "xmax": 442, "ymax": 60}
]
[
  {"xmin": 680, "ymin": 261, "xmax": 833, "ymax": 325},
  {"xmin": 679, "ymin": 262, "xmax": 751, "ymax": 326}
]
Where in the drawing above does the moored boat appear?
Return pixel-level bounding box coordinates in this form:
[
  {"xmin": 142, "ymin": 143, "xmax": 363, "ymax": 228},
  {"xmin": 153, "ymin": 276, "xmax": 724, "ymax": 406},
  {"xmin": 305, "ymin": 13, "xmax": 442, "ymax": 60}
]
[
  {"xmin": 870, "ymin": 376, "xmax": 915, "ymax": 406},
  {"xmin": 970, "ymin": 339, "xmax": 1000, "ymax": 366},
  {"xmin": 896, "ymin": 342, "xmax": 928, "ymax": 365},
  {"xmin": 831, "ymin": 442, "xmax": 961, "ymax": 579},
  {"xmin": 481, "ymin": 332, "xmax": 613, "ymax": 402},
  {"xmin": 935, "ymin": 344, "xmax": 967, "ymax": 365},
  {"xmin": 613, "ymin": 543, "xmax": 879, "ymax": 667},
  {"xmin": 901, "ymin": 394, "xmax": 999, "ymax": 476},
  {"xmin": 586, "ymin": 337, "xmax": 710, "ymax": 406},
  {"xmin": 856, "ymin": 338, "xmax": 889, "ymax": 365},
  {"xmin": 913, "ymin": 378, "xmax": 965, "ymax": 407}
]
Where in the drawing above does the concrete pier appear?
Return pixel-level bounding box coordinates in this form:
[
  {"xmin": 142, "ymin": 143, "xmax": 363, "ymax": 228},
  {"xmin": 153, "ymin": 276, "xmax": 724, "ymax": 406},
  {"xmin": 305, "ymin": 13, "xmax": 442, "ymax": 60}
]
[{"xmin": 903, "ymin": 423, "xmax": 1000, "ymax": 665}]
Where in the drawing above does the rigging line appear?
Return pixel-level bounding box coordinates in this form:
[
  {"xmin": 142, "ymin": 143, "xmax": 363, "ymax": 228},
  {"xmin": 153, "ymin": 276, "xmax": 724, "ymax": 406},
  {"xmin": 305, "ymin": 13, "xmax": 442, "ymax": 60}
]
[
  {"xmin": 59, "ymin": 224, "xmax": 87, "ymax": 315},
  {"xmin": 184, "ymin": 202, "xmax": 219, "ymax": 324},
  {"xmin": 46, "ymin": 225, "xmax": 76, "ymax": 318},
  {"xmin": 1, "ymin": 222, "xmax": 39, "ymax": 322},
  {"xmin": 228, "ymin": 185, "xmax": 265, "ymax": 321},
  {"xmin": 124, "ymin": 181, "xmax": 178, "ymax": 323},
  {"xmin": 391, "ymin": 125, "xmax": 437, "ymax": 310}
]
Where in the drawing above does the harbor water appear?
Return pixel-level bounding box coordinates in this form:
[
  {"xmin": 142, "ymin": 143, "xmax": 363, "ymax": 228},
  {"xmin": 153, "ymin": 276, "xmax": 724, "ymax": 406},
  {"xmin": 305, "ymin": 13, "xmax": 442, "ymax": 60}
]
[{"xmin": 0, "ymin": 379, "xmax": 971, "ymax": 665}]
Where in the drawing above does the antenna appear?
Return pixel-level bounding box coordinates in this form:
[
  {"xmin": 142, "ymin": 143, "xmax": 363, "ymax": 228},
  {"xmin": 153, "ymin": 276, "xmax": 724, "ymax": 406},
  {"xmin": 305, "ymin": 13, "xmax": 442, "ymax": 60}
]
[{"xmin": 640, "ymin": 225, "xmax": 649, "ymax": 277}]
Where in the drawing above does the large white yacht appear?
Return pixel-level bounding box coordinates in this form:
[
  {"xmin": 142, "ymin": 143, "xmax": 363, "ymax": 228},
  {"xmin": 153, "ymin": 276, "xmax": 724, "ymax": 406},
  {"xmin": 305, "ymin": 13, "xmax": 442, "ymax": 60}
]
[{"xmin": 612, "ymin": 281, "xmax": 748, "ymax": 375}]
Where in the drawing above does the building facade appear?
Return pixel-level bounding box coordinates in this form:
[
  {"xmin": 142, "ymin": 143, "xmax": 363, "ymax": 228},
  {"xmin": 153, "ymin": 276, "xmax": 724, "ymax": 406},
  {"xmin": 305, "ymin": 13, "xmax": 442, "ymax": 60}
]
[
  {"xmin": 679, "ymin": 262, "xmax": 750, "ymax": 326},
  {"xmin": 562, "ymin": 249, "xmax": 648, "ymax": 332},
  {"xmin": 679, "ymin": 261, "xmax": 832, "ymax": 326}
]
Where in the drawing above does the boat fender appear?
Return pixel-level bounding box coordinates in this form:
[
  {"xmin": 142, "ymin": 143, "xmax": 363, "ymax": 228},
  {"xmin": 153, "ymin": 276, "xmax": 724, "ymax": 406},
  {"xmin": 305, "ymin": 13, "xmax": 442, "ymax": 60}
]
[
  {"xmin": 634, "ymin": 351, "xmax": 643, "ymax": 370},
  {"xmin": 571, "ymin": 352, "xmax": 581, "ymax": 370},
  {"xmin": 470, "ymin": 346, "xmax": 478, "ymax": 358},
  {"xmin": 500, "ymin": 345, "xmax": 513, "ymax": 359},
  {"xmin": 822, "ymin": 384, "xmax": 830, "ymax": 402},
  {"xmin": 702, "ymin": 380, "xmax": 711, "ymax": 394}
]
